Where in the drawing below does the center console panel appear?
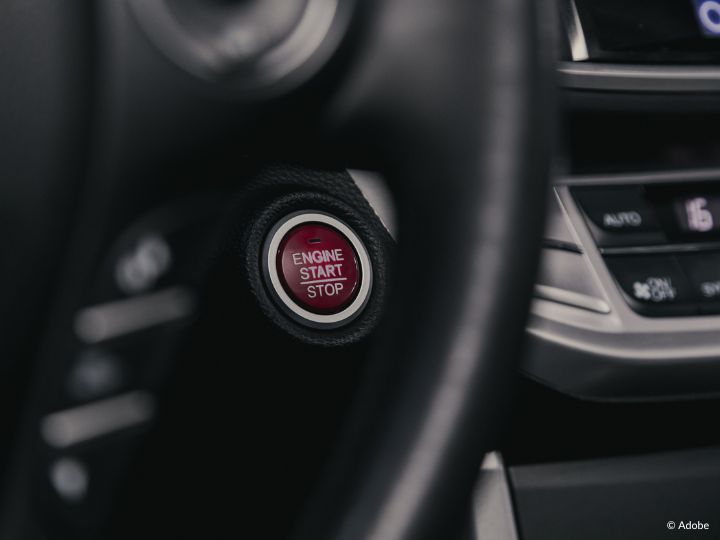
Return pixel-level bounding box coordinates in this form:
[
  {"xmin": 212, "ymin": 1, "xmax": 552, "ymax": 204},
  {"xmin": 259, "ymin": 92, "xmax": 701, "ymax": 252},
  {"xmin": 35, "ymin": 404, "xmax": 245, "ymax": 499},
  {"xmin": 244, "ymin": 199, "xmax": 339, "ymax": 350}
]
[{"xmin": 525, "ymin": 170, "xmax": 720, "ymax": 401}]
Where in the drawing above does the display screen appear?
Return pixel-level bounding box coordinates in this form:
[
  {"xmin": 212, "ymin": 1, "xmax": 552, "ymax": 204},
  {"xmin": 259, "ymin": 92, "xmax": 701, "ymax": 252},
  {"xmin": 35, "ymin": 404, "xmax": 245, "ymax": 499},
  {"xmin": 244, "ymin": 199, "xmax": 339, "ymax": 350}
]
[
  {"xmin": 674, "ymin": 195, "xmax": 720, "ymax": 233},
  {"xmin": 573, "ymin": 0, "xmax": 720, "ymax": 63},
  {"xmin": 643, "ymin": 183, "xmax": 720, "ymax": 240}
]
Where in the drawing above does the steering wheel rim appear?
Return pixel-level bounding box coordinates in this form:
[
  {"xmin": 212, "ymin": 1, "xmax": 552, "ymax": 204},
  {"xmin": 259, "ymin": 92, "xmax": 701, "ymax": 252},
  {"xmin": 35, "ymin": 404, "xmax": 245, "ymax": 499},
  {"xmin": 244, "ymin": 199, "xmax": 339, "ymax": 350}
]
[{"xmin": 291, "ymin": 0, "xmax": 555, "ymax": 538}]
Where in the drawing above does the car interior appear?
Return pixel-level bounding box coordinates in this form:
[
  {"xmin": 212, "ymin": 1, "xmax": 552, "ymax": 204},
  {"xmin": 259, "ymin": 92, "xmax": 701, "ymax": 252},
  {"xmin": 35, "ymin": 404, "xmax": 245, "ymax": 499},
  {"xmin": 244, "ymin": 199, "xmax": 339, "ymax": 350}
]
[{"xmin": 2, "ymin": 0, "xmax": 720, "ymax": 538}]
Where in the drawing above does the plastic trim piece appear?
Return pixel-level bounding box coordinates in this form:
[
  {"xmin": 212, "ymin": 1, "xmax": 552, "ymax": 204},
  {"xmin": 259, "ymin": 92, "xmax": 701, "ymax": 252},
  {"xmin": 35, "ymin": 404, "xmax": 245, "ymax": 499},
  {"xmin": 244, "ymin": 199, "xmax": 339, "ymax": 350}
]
[
  {"xmin": 559, "ymin": 61, "xmax": 720, "ymax": 93},
  {"xmin": 74, "ymin": 287, "xmax": 195, "ymax": 344},
  {"xmin": 511, "ymin": 447, "xmax": 720, "ymax": 540},
  {"xmin": 472, "ymin": 453, "xmax": 520, "ymax": 540},
  {"xmin": 41, "ymin": 391, "xmax": 155, "ymax": 448},
  {"xmin": 525, "ymin": 168, "xmax": 720, "ymax": 401},
  {"xmin": 534, "ymin": 284, "xmax": 610, "ymax": 314},
  {"xmin": 560, "ymin": 0, "xmax": 588, "ymax": 62}
]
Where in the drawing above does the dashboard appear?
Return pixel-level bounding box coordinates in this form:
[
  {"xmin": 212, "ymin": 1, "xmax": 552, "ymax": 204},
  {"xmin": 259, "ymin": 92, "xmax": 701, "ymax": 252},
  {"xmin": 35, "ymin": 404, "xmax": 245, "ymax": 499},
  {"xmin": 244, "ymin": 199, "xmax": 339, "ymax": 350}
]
[
  {"xmin": 2, "ymin": 1, "xmax": 720, "ymax": 539},
  {"xmin": 499, "ymin": 3, "xmax": 720, "ymax": 538}
]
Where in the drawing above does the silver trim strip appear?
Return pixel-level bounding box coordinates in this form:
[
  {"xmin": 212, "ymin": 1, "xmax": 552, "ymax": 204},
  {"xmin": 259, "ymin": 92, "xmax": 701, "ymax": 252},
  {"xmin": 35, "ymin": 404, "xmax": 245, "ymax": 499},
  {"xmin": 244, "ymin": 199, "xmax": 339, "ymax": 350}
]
[
  {"xmin": 562, "ymin": 0, "xmax": 589, "ymax": 62},
  {"xmin": 556, "ymin": 167, "xmax": 720, "ymax": 186},
  {"xmin": 601, "ymin": 242, "xmax": 720, "ymax": 256},
  {"xmin": 472, "ymin": 453, "xmax": 520, "ymax": 540},
  {"xmin": 559, "ymin": 61, "xmax": 720, "ymax": 93},
  {"xmin": 41, "ymin": 391, "xmax": 155, "ymax": 448},
  {"xmin": 534, "ymin": 284, "xmax": 610, "ymax": 314},
  {"xmin": 74, "ymin": 287, "xmax": 195, "ymax": 344}
]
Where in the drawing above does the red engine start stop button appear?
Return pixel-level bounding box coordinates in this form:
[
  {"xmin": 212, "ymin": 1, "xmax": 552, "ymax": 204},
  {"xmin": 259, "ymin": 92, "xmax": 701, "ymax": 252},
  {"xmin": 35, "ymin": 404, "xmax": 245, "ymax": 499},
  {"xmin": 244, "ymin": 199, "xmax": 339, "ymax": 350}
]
[
  {"xmin": 264, "ymin": 212, "xmax": 373, "ymax": 327},
  {"xmin": 278, "ymin": 224, "xmax": 360, "ymax": 312}
]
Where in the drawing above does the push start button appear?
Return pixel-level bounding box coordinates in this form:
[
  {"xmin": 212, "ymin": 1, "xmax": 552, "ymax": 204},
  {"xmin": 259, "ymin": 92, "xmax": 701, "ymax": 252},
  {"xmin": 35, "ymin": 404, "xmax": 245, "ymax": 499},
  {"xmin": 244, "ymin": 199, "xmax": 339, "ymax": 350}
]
[
  {"xmin": 278, "ymin": 224, "xmax": 359, "ymax": 313},
  {"xmin": 264, "ymin": 212, "xmax": 373, "ymax": 328}
]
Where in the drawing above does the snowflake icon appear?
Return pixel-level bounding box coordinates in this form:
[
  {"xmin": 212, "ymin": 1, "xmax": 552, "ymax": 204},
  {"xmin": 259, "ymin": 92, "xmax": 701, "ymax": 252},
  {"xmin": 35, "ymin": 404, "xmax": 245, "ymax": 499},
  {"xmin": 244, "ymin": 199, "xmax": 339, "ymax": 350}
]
[{"xmin": 633, "ymin": 281, "xmax": 652, "ymax": 300}]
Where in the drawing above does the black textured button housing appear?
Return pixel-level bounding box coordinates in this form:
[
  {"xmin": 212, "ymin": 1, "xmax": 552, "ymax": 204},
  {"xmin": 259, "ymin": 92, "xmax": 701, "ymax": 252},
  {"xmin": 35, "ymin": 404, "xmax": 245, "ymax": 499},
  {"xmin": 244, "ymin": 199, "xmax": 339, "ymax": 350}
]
[{"xmin": 678, "ymin": 253, "xmax": 720, "ymax": 303}]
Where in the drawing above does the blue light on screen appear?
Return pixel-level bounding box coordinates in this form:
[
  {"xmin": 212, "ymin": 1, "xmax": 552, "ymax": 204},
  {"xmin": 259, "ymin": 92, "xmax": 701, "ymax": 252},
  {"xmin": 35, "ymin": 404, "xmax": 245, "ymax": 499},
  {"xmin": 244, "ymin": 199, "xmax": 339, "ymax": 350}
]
[{"xmin": 693, "ymin": 0, "xmax": 720, "ymax": 36}]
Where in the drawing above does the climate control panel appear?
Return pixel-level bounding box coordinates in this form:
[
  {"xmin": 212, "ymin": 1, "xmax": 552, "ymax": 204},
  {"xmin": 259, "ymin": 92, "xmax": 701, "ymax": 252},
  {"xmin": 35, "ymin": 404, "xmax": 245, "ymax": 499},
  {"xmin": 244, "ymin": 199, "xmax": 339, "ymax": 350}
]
[
  {"xmin": 572, "ymin": 183, "xmax": 720, "ymax": 316},
  {"xmin": 524, "ymin": 171, "xmax": 720, "ymax": 401}
]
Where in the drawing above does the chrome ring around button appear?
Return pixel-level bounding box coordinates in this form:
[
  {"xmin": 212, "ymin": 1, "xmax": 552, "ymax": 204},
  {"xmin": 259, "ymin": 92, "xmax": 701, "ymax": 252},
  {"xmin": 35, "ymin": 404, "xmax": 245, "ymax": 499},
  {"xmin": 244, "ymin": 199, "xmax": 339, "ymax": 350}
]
[{"xmin": 263, "ymin": 211, "xmax": 373, "ymax": 329}]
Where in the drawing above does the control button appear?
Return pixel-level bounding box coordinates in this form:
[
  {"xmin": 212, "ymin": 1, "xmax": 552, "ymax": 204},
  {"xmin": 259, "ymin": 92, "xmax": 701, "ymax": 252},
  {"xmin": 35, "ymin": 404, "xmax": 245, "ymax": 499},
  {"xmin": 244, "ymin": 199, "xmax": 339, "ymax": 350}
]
[
  {"xmin": 573, "ymin": 187, "xmax": 660, "ymax": 233},
  {"xmin": 114, "ymin": 234, "xmax": 173, "ymax": 295},
  {"xmin": 264, "ymin": 212, "xmax": 373, "ymax": 328},
  {"xmin": 572, "ymin": 187, "xmax": 665, "ymax": 246},
  {"xmin": 93, "ymin": 199, "xmax": 221, "ymax": 304},
  {"xmin": 605, "ymin": 256, "xmax": 693, "ymax": 314},
  {"xmin": 678, "ymin": 253, "xmax": 720, "ymax": 302},
  {"xmin": 277, "ymin": 224, "xmax": 360, "ymax": 313}
]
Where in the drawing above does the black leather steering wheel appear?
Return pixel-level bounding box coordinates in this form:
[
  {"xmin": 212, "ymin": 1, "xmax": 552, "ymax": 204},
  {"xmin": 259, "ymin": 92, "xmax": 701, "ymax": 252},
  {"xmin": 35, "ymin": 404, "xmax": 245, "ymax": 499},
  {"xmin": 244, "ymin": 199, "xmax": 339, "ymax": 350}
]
[
  {"xmin": 0, "ymin": 0, "xmax": 553, "ymax": 538},
  {"xmin": 292, "ymin": 2, "xmax": 553, "ymax": 538}
]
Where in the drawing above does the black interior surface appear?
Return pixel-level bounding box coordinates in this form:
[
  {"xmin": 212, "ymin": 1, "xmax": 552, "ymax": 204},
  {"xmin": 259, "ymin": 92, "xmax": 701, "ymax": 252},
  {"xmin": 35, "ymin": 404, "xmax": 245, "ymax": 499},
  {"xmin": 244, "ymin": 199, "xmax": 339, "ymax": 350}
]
[
  {"xmin": 2, "ymin": 1, "xmax": 720, "ymax": 539},
  {"xmin": 0, "ymin": 0, "xmax": 553, "ymax": 539}
]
